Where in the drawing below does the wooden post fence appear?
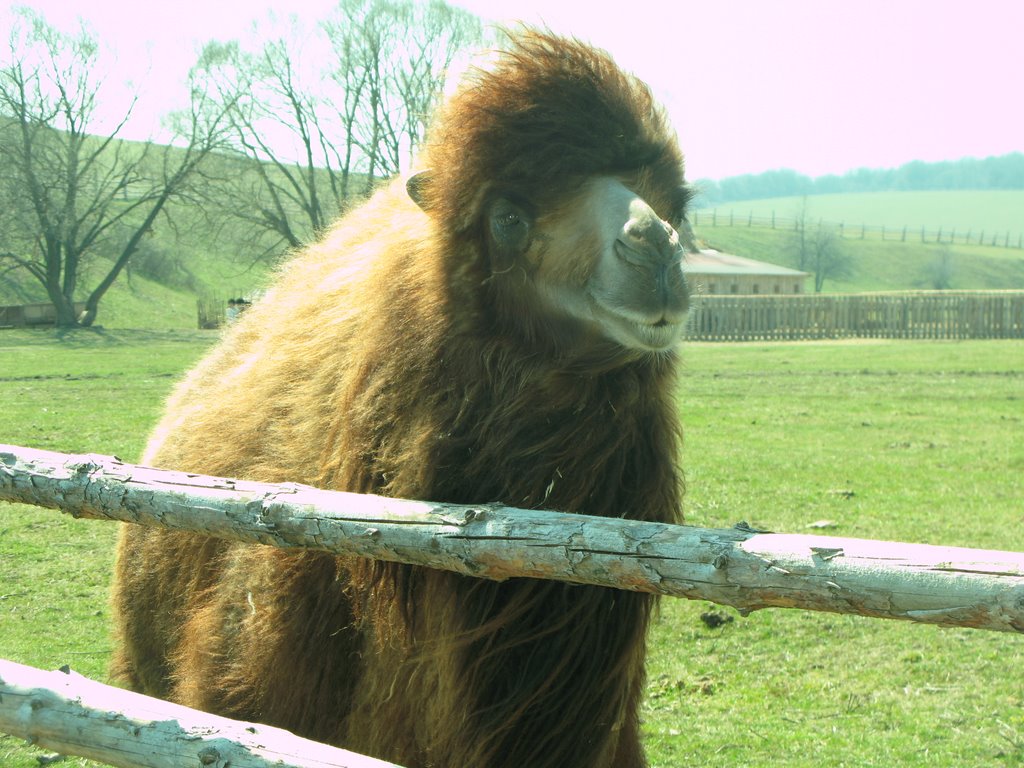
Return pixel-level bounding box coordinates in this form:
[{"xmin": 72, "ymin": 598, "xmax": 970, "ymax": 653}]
[{"xmin": 687, "ymin": 290, "xmax": 1024, "ymax": 341}]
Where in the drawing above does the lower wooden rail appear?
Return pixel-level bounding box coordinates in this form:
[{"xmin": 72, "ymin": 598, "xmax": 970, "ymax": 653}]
[{"xmin": 0, "ymin": 659, "xmax": 401, "ymax": 768}]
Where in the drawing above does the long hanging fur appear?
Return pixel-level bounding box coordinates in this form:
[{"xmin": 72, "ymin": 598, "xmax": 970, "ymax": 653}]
[{"xmin": 110, "ymin": 29, "xmax": 688, "ymax": 768}]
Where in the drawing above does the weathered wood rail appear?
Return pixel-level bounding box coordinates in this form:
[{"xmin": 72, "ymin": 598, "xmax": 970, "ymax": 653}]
[
  {"xmin": 0, "ymin": 659, "xmax": 401, "ymax": 768},
  {"xmin": 688, "ymin": 290, "xmax": 1024, "ymax": 341},
  {"xmin": 3, "ymin": 444, "xmax": 1023, "ymax": 634}
]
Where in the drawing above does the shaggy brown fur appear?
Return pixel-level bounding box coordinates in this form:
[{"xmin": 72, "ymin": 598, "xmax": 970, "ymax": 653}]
[{"xmin": 111, "ymin": 30, "xmax": 690, "ymax": 768}]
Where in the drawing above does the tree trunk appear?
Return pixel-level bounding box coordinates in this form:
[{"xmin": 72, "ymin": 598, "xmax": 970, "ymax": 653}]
[
  {"xmin": 50, "ymin": 297, "xmax": 80, "ymax": 327},
  {"xmin": 80, "ymin": 189, "xmax": 173, "ymax": 327}
]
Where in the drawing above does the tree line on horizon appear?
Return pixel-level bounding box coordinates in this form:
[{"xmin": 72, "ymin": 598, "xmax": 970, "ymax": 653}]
[{"xmin": 693, "ymin": 153, "xmax": 1024, "ymax": 208}]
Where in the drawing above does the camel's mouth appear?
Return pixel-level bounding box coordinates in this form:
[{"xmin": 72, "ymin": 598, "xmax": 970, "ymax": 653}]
[
  {"xmin": 629, "ymin": 318, "xmax": 685, "ymax": 351},
  {"xmin": 611, "ymin": 309, "xmax": 686, "ymax": 351},
  {"xmin": 583, "ymin": 291, "xmax": 688, "ymax": 352}
]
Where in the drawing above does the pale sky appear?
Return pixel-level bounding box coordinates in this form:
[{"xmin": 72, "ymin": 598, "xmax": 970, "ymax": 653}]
[{"xmin": 2, "ymin": 0, "xmax": 1022, "ymax": 181}]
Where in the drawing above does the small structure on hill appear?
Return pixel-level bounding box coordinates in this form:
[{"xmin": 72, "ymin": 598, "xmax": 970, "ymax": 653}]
[
  {"xmin": 0, "ymin": 301, "xmax": 87, "ymax": 328},
  {"xmin": 197, "ymin": 296, "xmax": 256, "ymax": 329},
  {"xmin": 684, "ymin": 249, "xmax": 809, "ymax": 295}
]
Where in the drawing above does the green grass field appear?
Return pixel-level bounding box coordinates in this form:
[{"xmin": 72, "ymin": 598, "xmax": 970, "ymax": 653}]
[
  {"xmin": 649, "ymin": 340, "xmax": 1024, "ymax": 766},
  {"xmin": 1, "ymin": 330, "xmax": 1022, "ymax": 767}
]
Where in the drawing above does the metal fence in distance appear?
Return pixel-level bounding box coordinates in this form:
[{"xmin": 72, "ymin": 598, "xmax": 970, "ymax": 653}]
[{"xmin": 691, "ymin": 210, "xmax": 1024, "ymax": 250}]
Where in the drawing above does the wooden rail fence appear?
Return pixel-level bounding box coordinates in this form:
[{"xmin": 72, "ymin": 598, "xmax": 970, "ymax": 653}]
[
  {"xmin": 687, "ymin": 290, "xmax": 1024, "ymax": 341},
  {"xmin": 3, "ymin": 445, "xmax": 1023, "ymax": 632},
  {"xmin": 0, "ymin": 659, "xmax": 400, "ymax": 768},
  {"xmin": 3, "ymin": 444, "xmax": 1024, "ymax": 767}
]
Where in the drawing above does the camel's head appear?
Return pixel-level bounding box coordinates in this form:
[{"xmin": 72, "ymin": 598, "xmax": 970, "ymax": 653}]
[
  {"xmin": 480, "ymin": 175, "xmax": 692, "ymax": 352},
  {"xmin": 410, "ymin": 28, "xmax": 693, "ymax": 356}
]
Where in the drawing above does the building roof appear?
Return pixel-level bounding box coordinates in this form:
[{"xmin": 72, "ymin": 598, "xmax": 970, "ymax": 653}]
[{"xmin": 683, "ymin": 249, "xmax": 810, "ymax": 278}]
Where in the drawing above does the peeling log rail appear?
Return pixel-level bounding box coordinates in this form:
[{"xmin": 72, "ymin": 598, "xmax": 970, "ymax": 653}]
[
  {"xmin": 3, "ymin": 443, "xmax": 1024, "ymax": 634},
  {"xmin": 0, "ymin": 659, "xmax": 402, "ymax": 768}
]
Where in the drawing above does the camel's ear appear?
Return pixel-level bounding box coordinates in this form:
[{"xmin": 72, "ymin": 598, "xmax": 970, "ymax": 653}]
[{"xmin": 406, "ymin": 170, "xmax": 434, "ymax": 211}]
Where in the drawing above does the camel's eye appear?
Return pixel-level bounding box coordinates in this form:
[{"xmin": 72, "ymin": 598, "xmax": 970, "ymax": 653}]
[
  {"xmin": 497, "ymin": 211, "xmax": 521, "ymax": 228},
  {"xmin": 487, "ymin": 197, "xmax": 534, "ymax": 268}
]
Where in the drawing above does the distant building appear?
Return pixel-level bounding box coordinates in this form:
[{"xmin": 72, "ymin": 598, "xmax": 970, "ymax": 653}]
[
  {"xmin": 0, "ymin": 301, "xmax": 87, "ymax": 328},
  {"xmin": 683, "ymin": 249, "xmax": 810, "ymax": 295}
]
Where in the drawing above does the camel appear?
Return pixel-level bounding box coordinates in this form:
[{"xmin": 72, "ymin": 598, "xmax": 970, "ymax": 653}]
[{"xmin": 111, "ymin": 28, "xmax": 693, "ymax": 768}]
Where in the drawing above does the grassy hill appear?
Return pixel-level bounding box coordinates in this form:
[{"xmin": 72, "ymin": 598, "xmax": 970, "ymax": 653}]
[
  {"xmin": 695, "ymin": 190, "xmax": 1024, "ymax": 239},
  {"xmin": 0, "ymin": 132, "xmax": 366, "ymax": 330},
  {"xmin": 694, "ymin": 224, "xmax": 1024, "ymax": 293},
  {"xmin": 0, "ymin": 247, "xmax": 273, "ymax": 330},
  {"xmin": 690, "ymin": 189, "xmax": 1024, "ymax": 293},
  {"xmin": 0, "ymin": 193, "xmax": 276, "ymax": 330}
]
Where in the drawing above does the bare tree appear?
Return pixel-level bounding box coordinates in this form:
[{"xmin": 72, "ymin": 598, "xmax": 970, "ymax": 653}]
[
  {"xmin": 388, "ymin": 0, "xmax": 483, "ymax": 171},
  {"xmin": 928, "ymin": 246, "xmax": 955, "ymax": 289},
  {"xmin": 191, "ymin": 0, "xmax": 481, "ymax": 259},
  {"xmin": 808, "ymin": 224, "xmax": 850, "ymax": 292},
  {"xmin": 192, "ymin": 32, "xmax": 348, "ymax": 254},
  {"xmin": 789, "ymin": 196, "xmax": 814, "ymax": 273},
  {"xmin": 0, "ymin": 9, "xmax": 232, "ymax": 327},
  {"xmin": 327, "ymin": 0, "xmax": 399, "ymax": 189},
  {"xmin": 788, "ymin": 198, "xmax": 850, "ymax": 292}
]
